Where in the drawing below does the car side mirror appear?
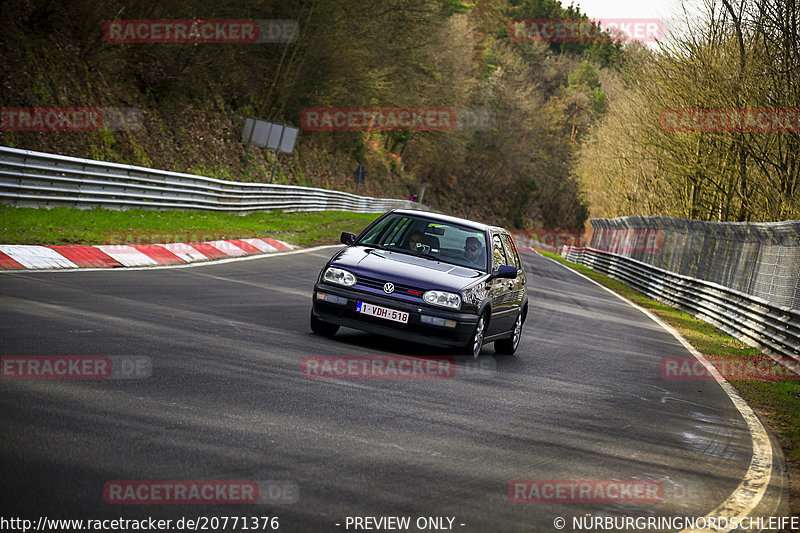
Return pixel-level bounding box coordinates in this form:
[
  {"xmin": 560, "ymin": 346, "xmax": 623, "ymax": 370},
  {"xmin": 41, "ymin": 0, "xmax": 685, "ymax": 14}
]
[
  {"xmin": 340, "ymin": 232, "xmax": 356, "ymax": 246},
  {"xmin": 492, "ymin": 265, "xmax": 517, "ymax": 279}
]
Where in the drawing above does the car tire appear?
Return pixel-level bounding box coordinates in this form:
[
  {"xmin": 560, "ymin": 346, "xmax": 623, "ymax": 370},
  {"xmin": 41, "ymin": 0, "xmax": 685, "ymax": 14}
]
[
  {"xmin": 310, "ymin": 313, "xmax": 339, "ymax": 337},
  {"xmin": 495, "ymin": 311, "xmax": 523, "ymax": 355},
  {"xmin": 465, "ymin": 313, "xmax": 487, "ymax": 359}
]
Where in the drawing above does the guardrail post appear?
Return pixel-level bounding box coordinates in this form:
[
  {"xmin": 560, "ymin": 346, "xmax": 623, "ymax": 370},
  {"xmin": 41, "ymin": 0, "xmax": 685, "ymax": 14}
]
[
  {"xmin": 696, "ymin": 222, "xmax": 710, "ymax": 280},
  {"xmin": 746, "ymin": 223, "xmax": 763, "ymax": 295}
]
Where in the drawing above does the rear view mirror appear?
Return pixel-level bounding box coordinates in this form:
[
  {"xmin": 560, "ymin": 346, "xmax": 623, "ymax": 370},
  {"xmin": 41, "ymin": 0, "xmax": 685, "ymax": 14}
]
[
  {"xmin": 341, "ymin": 232, "xmax": 356, "ymax": 246},
  {"xmin": 492, "ymin": 265, "xmax": 517, "ymax": 279}
]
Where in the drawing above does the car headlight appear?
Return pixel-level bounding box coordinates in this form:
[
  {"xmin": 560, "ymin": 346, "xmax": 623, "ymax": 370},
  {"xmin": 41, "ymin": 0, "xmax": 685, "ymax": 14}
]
[
  {"xmin": 423, "ymin": 290, "xmax": 461, "ymax": 309},
  {"xmin": 323, "ymin": 267, "xmax": 357, "ymax": 286}
]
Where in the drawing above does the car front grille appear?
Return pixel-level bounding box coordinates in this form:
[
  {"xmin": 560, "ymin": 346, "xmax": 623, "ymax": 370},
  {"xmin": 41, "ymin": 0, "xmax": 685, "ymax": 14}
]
[{"xmin": 356, "ymin": 275, "xmax": 425, "ymax": 298}]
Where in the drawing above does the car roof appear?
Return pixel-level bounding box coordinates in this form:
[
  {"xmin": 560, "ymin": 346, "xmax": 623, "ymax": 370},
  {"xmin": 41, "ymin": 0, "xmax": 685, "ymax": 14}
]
[{"xmin": 389, "ymin": 209, "xmax": 507, "ymax": 234}]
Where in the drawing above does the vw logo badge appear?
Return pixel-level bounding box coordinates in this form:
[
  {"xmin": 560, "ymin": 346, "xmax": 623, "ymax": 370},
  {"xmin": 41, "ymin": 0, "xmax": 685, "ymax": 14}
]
[{"xmin": 383, "ymin": 282, "xmax": 395, "ymax": 294}]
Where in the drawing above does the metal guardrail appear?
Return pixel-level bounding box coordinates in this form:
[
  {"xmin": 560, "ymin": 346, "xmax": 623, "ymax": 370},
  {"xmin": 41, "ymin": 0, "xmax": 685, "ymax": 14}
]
[
  {"xmin": 562, "ymin": 246, "xmax": 800, "ymax": 375},
  {"xmin": 0, "ymin": 146, "xmax": 427, "ymax": 214},
  {"xmin": 590, "ymin": 216, "xmax": 800, "ymax": 310},
  {"xmin": 513, "ymin": 216, "xmax": 800, "ymax": 310}
]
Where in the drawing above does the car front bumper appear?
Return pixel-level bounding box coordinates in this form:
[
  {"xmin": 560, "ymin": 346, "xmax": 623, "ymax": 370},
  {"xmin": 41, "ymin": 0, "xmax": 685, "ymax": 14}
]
[{"xmin": 311, "ymin": 283, "xmax": 478, "ymax": 348}]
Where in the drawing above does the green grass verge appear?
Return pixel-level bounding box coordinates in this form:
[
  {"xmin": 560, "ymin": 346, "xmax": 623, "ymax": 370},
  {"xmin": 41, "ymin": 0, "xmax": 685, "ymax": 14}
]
[
  {"xmin": 0, "ymin": 206, "xmax": 381, "ymax": 247},
  {"xmin": 539, "ymin": 249, "xmax": 800, "ymax": 463}
]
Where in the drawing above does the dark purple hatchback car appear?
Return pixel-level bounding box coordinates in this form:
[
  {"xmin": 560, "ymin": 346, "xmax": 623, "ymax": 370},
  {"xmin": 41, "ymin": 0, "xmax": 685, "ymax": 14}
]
[{"xmin": 310, "ymin": 210, "xmax": 528, "ymax": 357}]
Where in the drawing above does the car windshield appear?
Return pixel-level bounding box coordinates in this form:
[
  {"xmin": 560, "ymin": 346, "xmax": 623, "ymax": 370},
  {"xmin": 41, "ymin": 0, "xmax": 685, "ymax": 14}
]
[{"xmin": 358, "ymin": 213, "xmax": 488, "ymax": 271}]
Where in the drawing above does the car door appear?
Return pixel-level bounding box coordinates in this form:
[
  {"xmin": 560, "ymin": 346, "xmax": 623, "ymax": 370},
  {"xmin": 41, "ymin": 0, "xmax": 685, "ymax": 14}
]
[
  {"xmin": 486, "ymin": 232, "xmax": 515, "ymax": 335},
  {"xmin": 500, "ymin": 232, "xmax": 526, "ymax": 312}
]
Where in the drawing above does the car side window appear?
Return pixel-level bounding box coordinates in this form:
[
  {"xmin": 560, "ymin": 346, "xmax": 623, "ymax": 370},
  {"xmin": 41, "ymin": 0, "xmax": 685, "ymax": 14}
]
[
  {"xmin": 385, "ymin": 218, "xmax": 411, "ymax": 247},
  {"xmin": 500, "ymin": 234, "xmax": 520, "ymax": 269},
  {"xmin": 492, "ymin": 234, "xmax": 508, "ymax": 270},
  {"xmin": 360, "ymin": 215, "xmax": 396, "ymax": 246}
]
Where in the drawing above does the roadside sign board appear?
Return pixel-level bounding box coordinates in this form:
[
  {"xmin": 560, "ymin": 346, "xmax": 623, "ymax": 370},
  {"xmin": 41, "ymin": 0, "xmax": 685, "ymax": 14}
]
[{"xmin": 242, "ymin": 118, "xmax": 297, "ymax": 153}]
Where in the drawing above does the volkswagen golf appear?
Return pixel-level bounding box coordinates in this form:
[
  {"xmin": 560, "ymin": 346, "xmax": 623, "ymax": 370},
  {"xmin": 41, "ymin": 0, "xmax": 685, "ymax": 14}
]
[{"xmin": 311, "ymin": 210, "xmax": 528, "ymax": 357}]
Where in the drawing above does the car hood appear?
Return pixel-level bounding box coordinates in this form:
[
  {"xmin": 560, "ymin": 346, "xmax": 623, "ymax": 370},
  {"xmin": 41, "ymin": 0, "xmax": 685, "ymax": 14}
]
[{"xmin": 330, "ymin": 246, "xmax": 485, "ymax": 292}]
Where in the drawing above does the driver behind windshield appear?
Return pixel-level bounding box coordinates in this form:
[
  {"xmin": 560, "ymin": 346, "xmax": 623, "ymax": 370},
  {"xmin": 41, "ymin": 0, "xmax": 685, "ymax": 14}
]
[
  {"xmin": 406, "ymin": 231, "xmax": 423, "ymax": 252},
  {"xmin": 464, "ymin": 236, "xmax": 485, "ymax": 266}
]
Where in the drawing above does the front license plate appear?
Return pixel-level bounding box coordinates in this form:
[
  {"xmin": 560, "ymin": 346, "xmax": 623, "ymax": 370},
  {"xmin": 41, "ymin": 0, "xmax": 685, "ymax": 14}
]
[{"xmin": 356, "ymin": 302, "xmax": 409, "ymax": 324}]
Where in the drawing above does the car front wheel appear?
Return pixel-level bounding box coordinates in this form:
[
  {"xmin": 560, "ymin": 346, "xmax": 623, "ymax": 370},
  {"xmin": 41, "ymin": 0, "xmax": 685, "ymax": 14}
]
[
  {"xmin": 495, "ymin": 311, "xmax": 523, "ymax": 355},
  {"xmin": 465, "ymin": 313, "xmax": 487, "ymax": 359},
  {"xmin": 310, "ymin": 312, "xmax": 339, "ymax": 337}
]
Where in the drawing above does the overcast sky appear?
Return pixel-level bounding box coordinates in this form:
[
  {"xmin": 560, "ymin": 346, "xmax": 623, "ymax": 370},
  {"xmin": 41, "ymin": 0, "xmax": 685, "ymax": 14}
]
[
  {"xmin": 572, "ymin": 0, "xmax": 688, "ymax": 19},
  {"xmin": 569, "ymin": 0, "xmax": 708, "ymax": 44}
]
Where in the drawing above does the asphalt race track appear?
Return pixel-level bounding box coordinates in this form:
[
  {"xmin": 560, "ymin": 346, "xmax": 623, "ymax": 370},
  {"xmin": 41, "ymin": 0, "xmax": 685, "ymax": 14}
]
[{"xmin": 0, "ymin": 247, "xmax": 788, "ymax": 532}]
